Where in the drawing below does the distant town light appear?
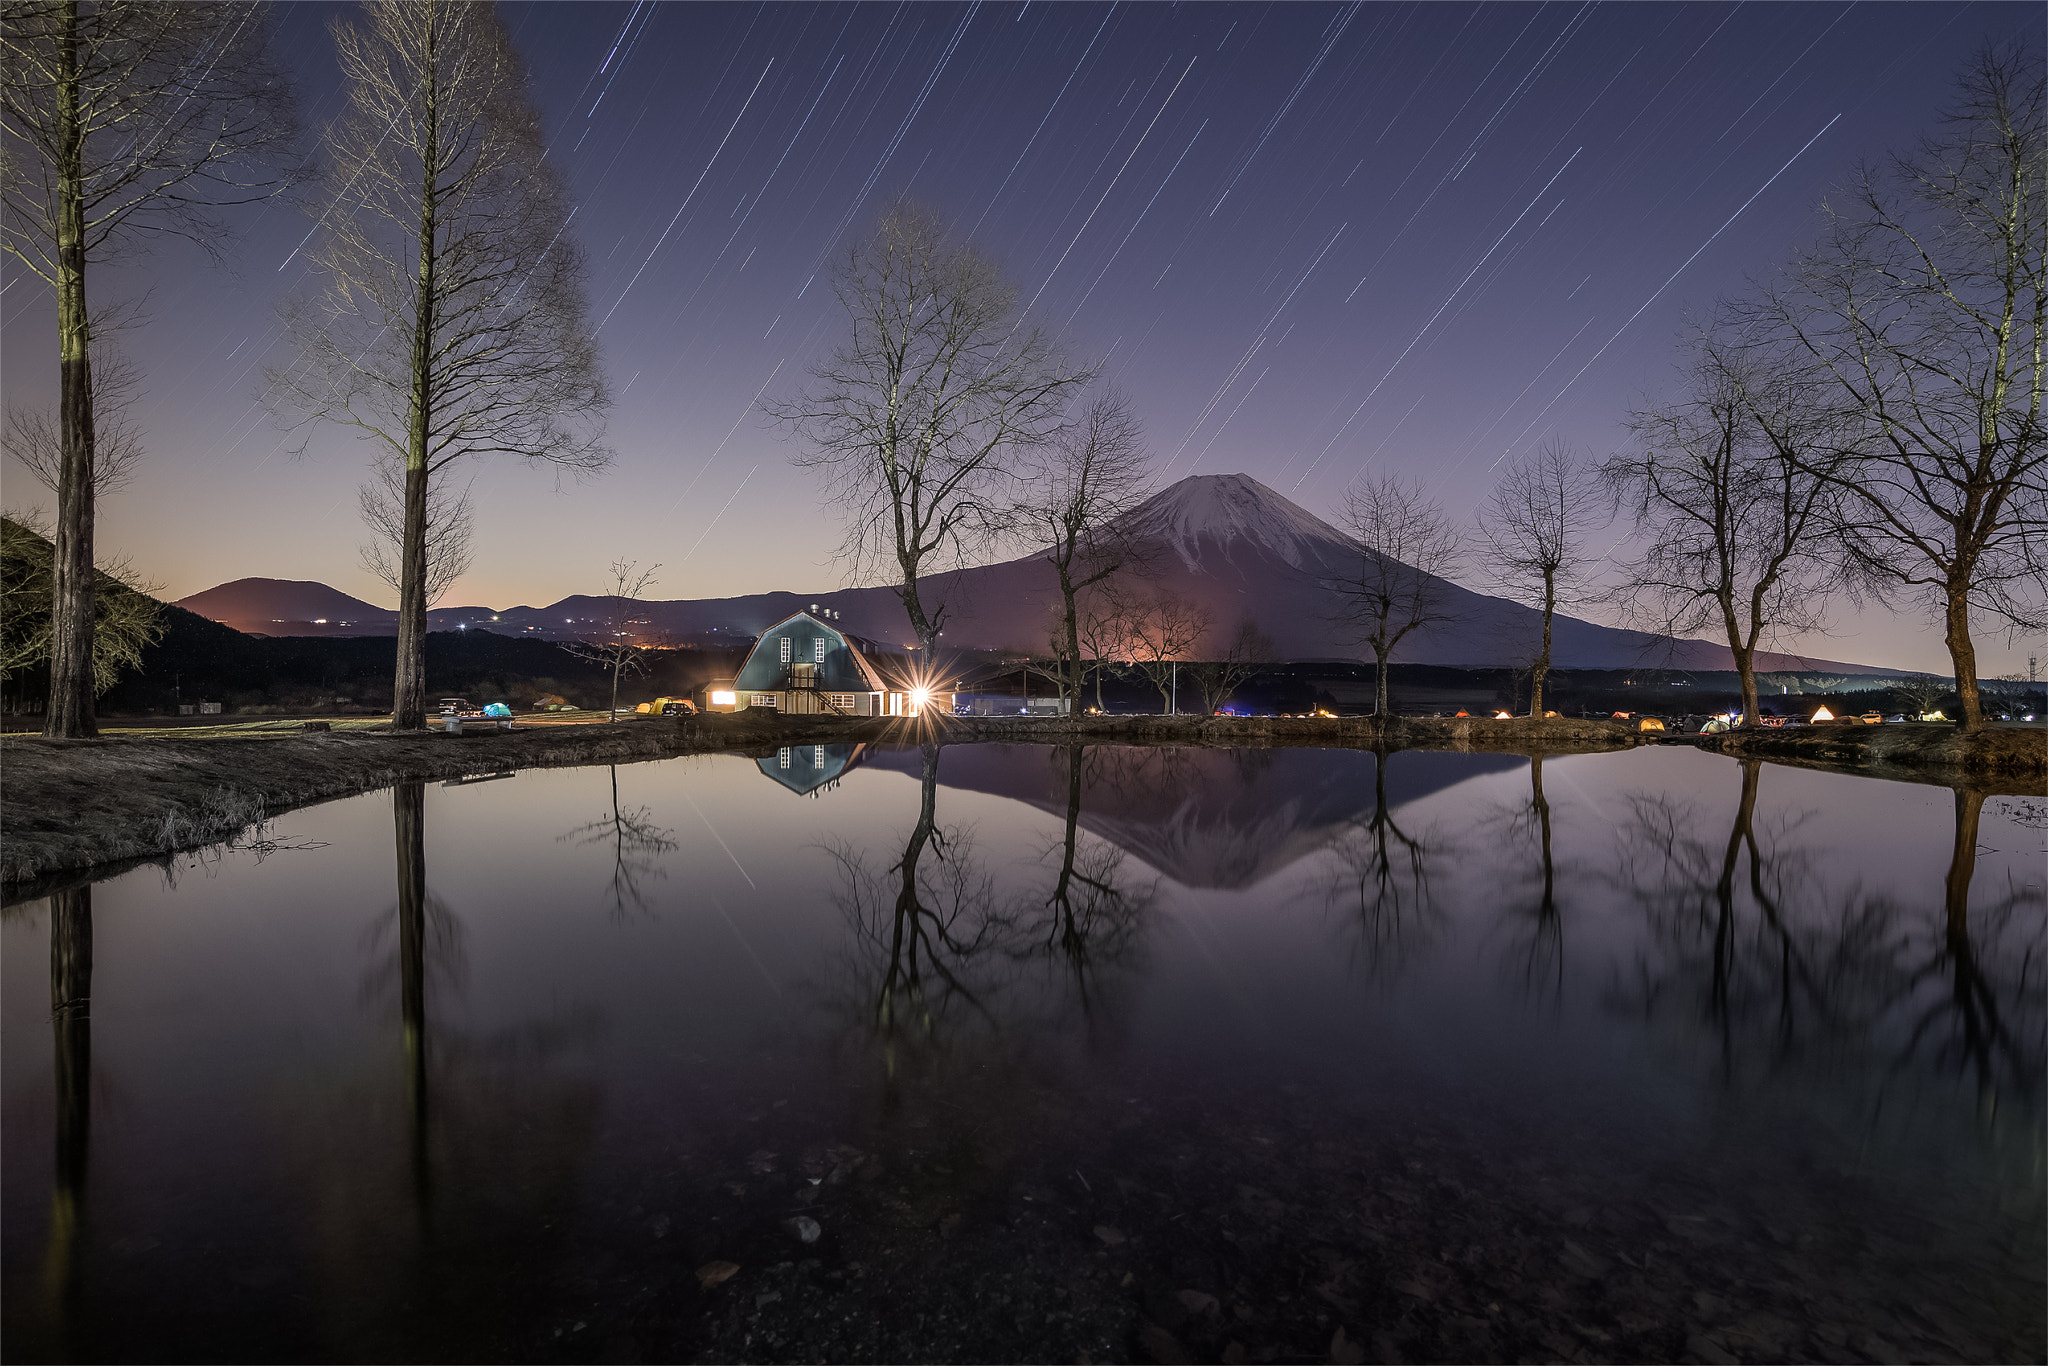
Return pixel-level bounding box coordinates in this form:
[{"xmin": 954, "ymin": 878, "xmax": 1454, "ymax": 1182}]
[{"xmin": 313, "ymin": 618, "xmax": 327, "ymax": 624}]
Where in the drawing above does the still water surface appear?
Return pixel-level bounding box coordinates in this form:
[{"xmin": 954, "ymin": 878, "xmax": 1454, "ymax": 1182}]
[{"xmin": 4, "ymin": 744, "xmax": 2042, "ymax": 1362}]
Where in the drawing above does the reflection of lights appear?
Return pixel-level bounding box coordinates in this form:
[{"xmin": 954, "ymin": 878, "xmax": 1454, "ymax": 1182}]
[{"xmin": 711, "ymin": 690, "xmax": 737, "ymax": 706}]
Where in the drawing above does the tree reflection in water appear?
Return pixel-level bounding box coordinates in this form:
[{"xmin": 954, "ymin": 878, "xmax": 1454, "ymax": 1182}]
[
  {"xmin": 1612, "ymin": 761, "xmax": 2044, "ymax": 1113},
  {"xmin": 300, "ymin": 780, "xmax": 602, "ymax": 1352},
  {"xmin": 1016, "ymin": 744, "xmax": 1153, "ymax": 1046},
  {"xmin": 558, "ymin": 765, "xmax": 678, "ymax": 919},
  {"xmin": 39, "ymin": 885, "xmax": 91, "ymax": 1340},
  {"xmin": 1485, "ymin": 753, "xmax": 1573, "ymax": 1007},
  {"xmin": 1917, "ymin": 787, "xmax": 2043, "ymax": 1107},
  {"xmin": 362, "ymin": 782, "xmax": 467, "ymax": 1219},
  {"xmin": 825, "ymin": 741, "xmax": 1014, "ymax": 1083},
  {"xmin": 1319, "ymin": 747, "xmax": 1452, "ymax": 978}
]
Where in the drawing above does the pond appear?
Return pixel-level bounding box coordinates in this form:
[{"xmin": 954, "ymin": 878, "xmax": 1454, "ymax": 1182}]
[{"xmin": 4, "ymin": 743, "xmax": 2043, "ymax": 1363}]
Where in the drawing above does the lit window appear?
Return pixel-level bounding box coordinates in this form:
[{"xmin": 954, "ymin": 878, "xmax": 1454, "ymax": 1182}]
[
  {"xmin": 813, "ymin": 638, "xmax": 826, "ymax": 663},
  {"xmin": 780, "ymin": 637, "xmax": 792, "ymax": 664},
  {"xmin": 813, "ymin": 746, "xmax": 825, "ymax": 769},
  {"xmin": 779, "ymin": 747, "xmax": 791, "ymax": 769},
  {"xmin": 710, "ymin": 690, "xmax": 737, "ymax": 706}
]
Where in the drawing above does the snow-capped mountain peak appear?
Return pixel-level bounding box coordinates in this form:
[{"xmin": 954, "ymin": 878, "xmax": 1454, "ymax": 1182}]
[{"xmin": 1120, "ymin": 473, "xmax": 1349, "ymax": 571}]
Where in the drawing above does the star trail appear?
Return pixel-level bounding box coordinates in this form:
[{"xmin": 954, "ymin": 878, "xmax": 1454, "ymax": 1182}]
[{"xmin": 0, "ymin": 0, "xmax": 2034, "ymax": 671}]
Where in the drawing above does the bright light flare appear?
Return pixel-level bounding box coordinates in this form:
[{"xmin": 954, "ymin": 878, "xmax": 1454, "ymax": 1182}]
[{"xmin": 711, "ymin": 690, "xmax": 737, "ymax": 706}]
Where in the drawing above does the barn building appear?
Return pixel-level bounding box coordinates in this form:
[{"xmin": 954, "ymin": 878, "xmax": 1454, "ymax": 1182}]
[{"xmin": 701, "ymin": 611, "xmax": 945, "ymax": 717}]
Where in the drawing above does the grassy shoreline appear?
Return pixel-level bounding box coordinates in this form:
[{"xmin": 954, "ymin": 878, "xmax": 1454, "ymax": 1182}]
[{"xmin": 3, "ymin": 712, "xmax": 2037, "ymax": 902}]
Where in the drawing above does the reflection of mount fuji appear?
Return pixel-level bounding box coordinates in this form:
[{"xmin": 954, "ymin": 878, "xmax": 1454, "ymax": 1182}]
[{"xmin": 862, "ymin": 744, "xmax": 1521, "ymax": 889}]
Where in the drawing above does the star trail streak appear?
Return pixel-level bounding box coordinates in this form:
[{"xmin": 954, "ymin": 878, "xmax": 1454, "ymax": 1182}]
[{"xmin": 1, "ymin": 0, "xmax": 2028, "ymax": 676}]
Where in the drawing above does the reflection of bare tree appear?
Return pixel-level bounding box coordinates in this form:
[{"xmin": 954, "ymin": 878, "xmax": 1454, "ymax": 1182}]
[
  {"xmin": 291, "ymin": 781, "xmax": 601, "ymax": 1352},
  {"xmin": 1021, "ymin": 745, "xmax": 1152, "ymax": 1043},
  {"xmin": 1613, "ymin": 763, "xmax": 2043, "ymax": 1110},
  {"xmin": 1491, "ymin": 755, "xmax": 1568, "ymax": 1005},
  {"xmin": 1322, "ymin": 748, "xmax": 1450, "ymax": 978},
  {"xmin": 361, "ymin": 783, "xmax": 466, "ymax": 1218},
  {"xmin": 1906, "ymin": 789, "xmax": 2044, "ymax": 1101},
  {"xmin": 558, "ymin": 766, "xmax": 678, "ymax": 919},
  {"xmin": 1615, "ymin": 761, "xmax": 1875, "ymax": 1080},
  {"xmin": 41, "ymin": 886, "xmax": 90, "ymax": 1333},
  {"xmin": 827, "ymin": 742, "xmax": 1013, "ymax": 1081}
]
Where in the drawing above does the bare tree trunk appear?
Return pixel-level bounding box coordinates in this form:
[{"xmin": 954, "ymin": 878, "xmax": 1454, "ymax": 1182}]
[
  {"xmin": 1532, "ymin": 570, "xmax": 1554, "ymax": 717},
  {"xmin": 393, "ymin": 18, "xmax": 439, "ymax": 733},
  {"xmin": 1732, "ymin": 642, "xmax": 1761, "ymax": 727},
  {"xmin": 1944, "ymin": 585, "xmax": 1983, "ymax": 730},
  {"xmin": 898, "ymin": 565, "xmax": 940, "ymax": 660},
  {"xmin": 394, "ymin": 462, "xmax": 430, "ymax": 730},
  {"xmin": 1374, "ymin": 648, "xmax": 1391, "ymax": 718},
  {"xmin": 394, "ymin": 782, "xmax": 431, "ymax": 1213},
  {"xmin": 1061, "ymin": 570, "xmax": 1085, "ymax": 709},
  {"xmin": 45, "ymin": 2, "xmax": 94, "ymax": 740}
]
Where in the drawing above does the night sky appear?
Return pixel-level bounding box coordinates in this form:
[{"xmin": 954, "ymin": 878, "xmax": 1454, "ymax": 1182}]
[{"xmin": 2, "ymin": 2, "xmax": 2038, "ymax": 672}]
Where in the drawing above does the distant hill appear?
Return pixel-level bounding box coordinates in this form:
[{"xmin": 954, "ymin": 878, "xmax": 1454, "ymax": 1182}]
[
  {"xmin": 175, "ymin": 577, "xmax": 398, "ymax": 635},
  {"xmin": 179, "ymin": 473, "xmax": 1890, "ymax": 673}
]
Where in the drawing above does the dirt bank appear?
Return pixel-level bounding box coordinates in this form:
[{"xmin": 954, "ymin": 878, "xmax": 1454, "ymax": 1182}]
[{"xmin": 1690, "ymin": 721, "xmax": 2045, "ymax": 787}]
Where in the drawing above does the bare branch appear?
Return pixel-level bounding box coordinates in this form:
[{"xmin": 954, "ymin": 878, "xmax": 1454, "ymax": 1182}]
[
  {"xmin": 768, "ymin": 198, "xmax": 1096, "ymax": 657},
  {"xmin": 1327, "ymin": 472, "xmax": 1464, "ymax": 716}
]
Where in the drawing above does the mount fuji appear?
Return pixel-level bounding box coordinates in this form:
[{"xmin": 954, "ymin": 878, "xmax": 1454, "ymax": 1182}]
[{"xmin": 180, "ymin": 473, "xmax": 1881, "ymax": 672}]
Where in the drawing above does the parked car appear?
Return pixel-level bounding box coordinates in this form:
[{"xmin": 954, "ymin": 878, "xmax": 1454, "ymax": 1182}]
[{"xmin": 438, "ymin": 697, "xmax": 470, "ymax": 716}]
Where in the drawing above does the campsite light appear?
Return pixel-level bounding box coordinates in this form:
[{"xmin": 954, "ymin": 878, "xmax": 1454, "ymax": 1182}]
[
  {"xmin": 1493, "ymin": 710, "xmax": 1512, "ymax": 719},
  {"xmin": 909, "ymin": 687, "xmax": 931, "ymax": 709},
  {"xmin": 1811, "ymin": 705, "xmax": 1834, "ymax": 721}
]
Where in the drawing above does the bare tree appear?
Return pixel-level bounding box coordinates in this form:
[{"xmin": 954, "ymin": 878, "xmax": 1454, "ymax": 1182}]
[
  {"xmin": 1187, "ymin": 617, "xmax": 1275, "ymax": 716},
  {"xmin": 1605, "ymin": 330, "xmax": 1845, "ymax": 727},
  {"xmin": 772, "ymin": 199, "xmax": 1095, "ymax": 660},
  {"xmin": 561, "ymin": 559, "xmax": 659, "ymax": 719},
  {"xmin": 1891, "ymin": 676, "xmax": 1953, "ymax": 719},
  {"xmin": 1478, "ymin": 438, "xmax": 1603, "ymax": 717},
  {"xmin": 360, "ymin": 455, "xmax": 473, "ymax": 609},
  {"xmin": 1076, "ymin": 582, "xmax": 1139, "ymax": 711},
  {"xmin": 1123, "ymin": 588, "xmax": 1208, "ymax": 714},
  {"xmin": 3, "ymin": 0, "xmax": 307, "ymax": 737},
  {"xmin": 1019, "ymin": 388, "xmax": 1152, "ymax": 708},
  {"xmin": 5, "ymin": 338, "xmax": 145, "ymax": 496},
  {"xmin": 1750, "ymin": 44, "xmax": 2046, "ymax": 730},
  {"xmin": 272, "ymin": 0, "xmax": 610, "ymax": 730},
  {"xmin": 1328, "ymin": 472, "xmax": 1463, "ymax": 718}
]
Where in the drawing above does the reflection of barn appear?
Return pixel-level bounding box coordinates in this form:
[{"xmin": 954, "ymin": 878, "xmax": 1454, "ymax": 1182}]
[
  {"xmin": 757, "ymin": 742, "xmax": 868, "ymax": 796},
  {"xmin": 702, "ymin": 611, "xmax": 944, "ymax": 717}
]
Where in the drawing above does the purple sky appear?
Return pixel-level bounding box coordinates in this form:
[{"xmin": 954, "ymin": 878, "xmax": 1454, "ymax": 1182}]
[{"xmin": 2, "ymin": 2, "xmax": 2039, "ymax": 673}]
